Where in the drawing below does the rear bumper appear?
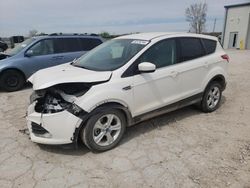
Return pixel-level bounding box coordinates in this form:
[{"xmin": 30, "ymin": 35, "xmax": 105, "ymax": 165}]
[{"xmin": 26, "ymin": 102, "xmax": 83, "ymax": 145}]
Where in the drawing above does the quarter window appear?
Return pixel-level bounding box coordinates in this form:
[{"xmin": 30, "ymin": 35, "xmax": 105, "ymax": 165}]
[
  {"xmin": 139, "ymin": 39, "xmax": 176, "ymax": 68},
  {"xmin": 202, "ymin": 39, "xmax": 217, "ymax": 54},
  {"xmin": 179, "ymin": 38, "xmax": 205, "ymax": 62}
]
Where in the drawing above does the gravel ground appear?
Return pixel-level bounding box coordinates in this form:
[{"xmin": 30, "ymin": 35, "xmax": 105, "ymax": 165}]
[{"xmin": 0, "ymin": 50, "xmax": 250, "ymax": 188}]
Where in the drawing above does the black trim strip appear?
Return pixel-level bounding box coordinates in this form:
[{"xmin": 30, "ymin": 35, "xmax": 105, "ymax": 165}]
[{"xmin": 133, "ymin": 92, "xmax": 203, "ymax": 123}]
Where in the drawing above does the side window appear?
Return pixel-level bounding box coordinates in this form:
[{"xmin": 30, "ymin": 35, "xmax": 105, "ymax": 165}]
[
  {"xmin": 202, "ymin": 39, "xmax": 217, "ymax": 54},
  {"xmin": 79, "ymin": 38, "xmax": 102, "ymax": 51},
  {"xmin": 29, "ymin": 39, "xmax": 54, "ymax": 56},
  {"xmin": 178, "ymin": 38, "xmax": 206, "ymax": 62},
  {"xmin": 53, "ymin": 38, "xmax": 66, "ymax": 53},
  {"xmin": 139, "ymin": 39, "xmax": 176, "ymax": 68},
  {"xmin": 62, "ymin": 38, "xmax": 81, "ymax": 52}
]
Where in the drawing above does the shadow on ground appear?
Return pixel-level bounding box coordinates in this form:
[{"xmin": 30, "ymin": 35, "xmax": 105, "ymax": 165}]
[
  {"xmin": 31, "ymin": 95, "xmax": 227, "ymax": 155},
  {"xmin": 0, "ymin": 82, "xmax": 32, "ymax": 93},
  {"xmin": 37, "ymin": 104, "xmax": 208, "ymax": 155}
]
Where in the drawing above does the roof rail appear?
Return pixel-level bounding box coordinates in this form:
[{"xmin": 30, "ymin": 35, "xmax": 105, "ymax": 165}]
[{"xmin": 48, "ymin": 33, "xmax": 99, "ymax": 36}]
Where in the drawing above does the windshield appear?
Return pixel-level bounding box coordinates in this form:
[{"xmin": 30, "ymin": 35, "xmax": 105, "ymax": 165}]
[
  {"xmin": 73, "ymin": 39, "xmax": 149, "ymax": 71},
  {"xmin": 7, "ymin": 38, "xmax": 35, "ymax": 56}
]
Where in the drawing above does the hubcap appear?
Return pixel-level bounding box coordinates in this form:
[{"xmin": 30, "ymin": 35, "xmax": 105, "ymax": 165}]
[
  {"xmin": 5, "ymin": 75, "xmax": 18, "ymax": 87},
  {"xmin": 93, "ymin": 114, "xmax": 122, "ymax": 146},
  {"xmin": 207, "ymin": 86, "xmax": 220, "ymax": 109}
]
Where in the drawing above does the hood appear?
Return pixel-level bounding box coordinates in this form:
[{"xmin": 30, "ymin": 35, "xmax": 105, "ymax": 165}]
[{"xmin": 28, "ymin": 63, "xmax": 112, "ymax": 90}]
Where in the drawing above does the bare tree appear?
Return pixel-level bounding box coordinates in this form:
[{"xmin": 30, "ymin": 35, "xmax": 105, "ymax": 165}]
[
  {"xmin": 28, "ymin": 29, "xmax": 38, "ymax": 37},
  {"xmin": 185, "ymin": 2, "xmax": 207, "ymax": 34}
]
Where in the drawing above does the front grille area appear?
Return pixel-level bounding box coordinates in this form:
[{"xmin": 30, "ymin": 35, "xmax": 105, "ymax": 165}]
[{"xmin": 31, "ymin": 122, "xmax": 49, "ymax": 135}]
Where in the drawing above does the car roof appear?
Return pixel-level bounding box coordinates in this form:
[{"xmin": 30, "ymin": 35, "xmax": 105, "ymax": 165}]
[
  {"xmin": 117, "ymin": 32, "xmax": 217, "ymax": 41},
  {"xmin": 32, "ymin": 34, "xmax": 102, "ymax": 40}
]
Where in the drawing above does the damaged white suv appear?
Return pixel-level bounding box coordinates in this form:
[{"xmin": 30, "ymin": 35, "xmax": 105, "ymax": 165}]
[{"xmin": 27, "ymin": 32, "xmax": 228, "ymax": 152}]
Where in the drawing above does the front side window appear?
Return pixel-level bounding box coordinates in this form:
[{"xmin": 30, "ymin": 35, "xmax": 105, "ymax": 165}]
[
  {"xmin": 179, "ymin": 37, "xmax": 205, "ymax": 62},
  {"xmin": 28, "ymin": 39, "xmax": 54, "ymax": 56},
  {"xmin": 7, "ymin": 38, "xmax": 35, "ymax": 56},
  {"xmin": 138, "ymin": 39, "xmax": 176, "ymax": 68},
  {"xmin": 73, "ymin": 39, "xmax": 149, "ymax": 71}
]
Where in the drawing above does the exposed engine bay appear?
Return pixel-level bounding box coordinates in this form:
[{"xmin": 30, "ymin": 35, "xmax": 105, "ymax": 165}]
[{"xmin": 31, "ymin": 83, "xmax": 91, "ymax": 114}]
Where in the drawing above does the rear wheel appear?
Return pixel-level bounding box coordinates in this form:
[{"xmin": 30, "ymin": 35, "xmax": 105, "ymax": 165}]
[
  {"xmin": 200, "ymin": 82, "xmax": 222, "ymax": 112},
  {"xmin": 81, "ymin": 109, "xmax": 126, "ymax": 152},
  {"xmin": 0, "ymin": 70, "xmax": 25, "ymax": 92}
]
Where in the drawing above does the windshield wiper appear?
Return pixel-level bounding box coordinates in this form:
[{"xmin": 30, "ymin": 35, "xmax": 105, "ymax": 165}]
[
  {"xmin": 70, "ymin": 58, "xmax": 77, "ymax": 65},
  {"xmin": 71, "ymin": 62, "xmax": 93, "ymax": 70}
]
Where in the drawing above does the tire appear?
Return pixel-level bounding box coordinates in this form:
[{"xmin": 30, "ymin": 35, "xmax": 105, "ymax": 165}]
[
  {"xmin": 81, "ymin": 109, "xmax": 126, "ymax": 152},
  {"xmin": 0, "ymin": 70, "xmax": 25, "ymax": 92},
  {"xmin": 200, "ymin": 82, "xmax": 222, "ymax": 113}
]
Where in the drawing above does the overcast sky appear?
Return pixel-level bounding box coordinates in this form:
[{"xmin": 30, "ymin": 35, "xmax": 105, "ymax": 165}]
[{"xmin": 0, "ymin": 0, "xmax": 249, "ymax": 37}]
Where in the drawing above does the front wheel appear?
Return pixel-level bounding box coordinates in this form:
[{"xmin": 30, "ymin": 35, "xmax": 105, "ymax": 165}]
[
  {"xmin": 81, "ymin": 109, "xmax": 126, "ymax": 152},
  {"xmin": 200, "ymin": 82, "xmax": 222, "ymax": 113},
  {"xmin": 0, "ymin": 70, "xmax": 25, "ymax": 92}
]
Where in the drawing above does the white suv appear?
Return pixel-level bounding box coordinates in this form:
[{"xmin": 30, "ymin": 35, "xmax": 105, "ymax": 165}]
[{"xmin": 27, "ymin": 32, "xmax": 229, "ymax": 152}]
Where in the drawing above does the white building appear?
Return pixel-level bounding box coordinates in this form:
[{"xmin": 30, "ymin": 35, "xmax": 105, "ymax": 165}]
[{"xmin": 222, "ymin": 3, "xmax": 250, "ymax": 49}]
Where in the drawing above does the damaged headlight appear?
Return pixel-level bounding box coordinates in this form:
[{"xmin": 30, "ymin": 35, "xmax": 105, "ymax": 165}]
[
  {"xmin": 30, "ymin": 83, "xmax": 92, "ymax": 116},
  {"xmin": 30, "ymin": 90, "xmax": 46, "ymax": 104},
  {"xmin": 43, "ymin": 94, "xmax": 71, "ymax": 113},
  {"xmin": 31, "ymin": 89, "xmax": 86, "ymax": 118}
]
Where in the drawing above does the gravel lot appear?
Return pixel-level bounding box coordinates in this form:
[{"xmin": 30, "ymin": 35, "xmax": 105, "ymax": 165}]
[{"xmin": 0, "ymin": 50, "xmax": 250, "ymax": 188}]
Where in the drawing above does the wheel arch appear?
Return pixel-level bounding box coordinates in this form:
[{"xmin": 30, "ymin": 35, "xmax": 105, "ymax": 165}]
[
  {"xmin": 0, "ymin": 68, "xmax": 26, "ymax": 81},
  {"xmin": 73, "ymin": 101, "xmax": 133, "ymax": 147},
  {"xmin": 205, "ymin": 74, "xmax": 226, "ymax": 91}
]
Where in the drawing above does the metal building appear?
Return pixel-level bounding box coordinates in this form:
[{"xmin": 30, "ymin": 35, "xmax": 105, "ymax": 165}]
[{"xmin": 222, "ymin": 3, "xmax": 250, "ymax": 49}]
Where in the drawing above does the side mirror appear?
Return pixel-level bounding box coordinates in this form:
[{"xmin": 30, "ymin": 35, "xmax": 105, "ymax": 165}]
[
  {"xmin": 25, "ymin": 50, "xmax": 34, "ymax": 57},
  {"xmin": 138, "ymin": 62, "xmax": 156, "ymax": 73}
]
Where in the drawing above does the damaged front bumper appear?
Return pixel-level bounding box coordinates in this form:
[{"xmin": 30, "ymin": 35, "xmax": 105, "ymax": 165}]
[
  {"xmin": 26, "ymin": 102, "xmax": 83, "ymax": 145},
  {"xmin": 26, "ymin": 87, "xmax": 89, "ymax": 145}
]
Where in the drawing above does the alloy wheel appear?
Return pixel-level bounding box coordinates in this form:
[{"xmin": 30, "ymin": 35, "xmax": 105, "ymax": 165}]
[
  {"xmin": 207, "ymin": 86, "xmax": 220, "ymax": 109},
  {"xmin": 92, "ymin": 114, "xmax": 122, "ymax": 146}
]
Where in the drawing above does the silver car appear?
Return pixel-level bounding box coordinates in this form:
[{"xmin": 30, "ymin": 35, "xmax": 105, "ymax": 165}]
[{"xmin": 0, "ymin": 34, "xmax": 103, "ymax": 91}]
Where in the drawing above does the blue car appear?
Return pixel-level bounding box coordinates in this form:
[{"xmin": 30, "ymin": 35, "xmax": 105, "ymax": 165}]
[{"xmin": 0, "ymin": 34, "xmax": 103, "ymax": 91}]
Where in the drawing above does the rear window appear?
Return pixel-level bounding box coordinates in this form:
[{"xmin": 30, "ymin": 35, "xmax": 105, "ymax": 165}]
[
  {"xmin": 178, "ymin": 37, "xmax": 206, "ymax": 62},
  {"xmin": 202, "ymin": 39, "xmax": 217, "ymax": 54}
]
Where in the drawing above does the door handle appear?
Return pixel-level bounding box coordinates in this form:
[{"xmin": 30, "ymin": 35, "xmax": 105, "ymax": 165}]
[
  {"xmin": 170, "ymin": 71, "xmax": 178, "ymax": 78},
  {"xmin": 51, "ymin": 56, "xmax": 64, "ymax": 60},
  {"xmin": 122, "ymin": 85, "xmax": 132, "ymax": 91}
]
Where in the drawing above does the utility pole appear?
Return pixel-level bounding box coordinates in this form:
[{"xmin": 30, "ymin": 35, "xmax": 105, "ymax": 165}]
[{"xmin": 212, "ymin": 18, "xmax": 217, "ymax": 32}]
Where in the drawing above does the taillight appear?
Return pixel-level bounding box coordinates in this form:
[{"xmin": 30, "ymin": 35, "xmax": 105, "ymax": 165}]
[{"xmin": 221, "ymin": 54, "xmax": 229, "ymax": 62}]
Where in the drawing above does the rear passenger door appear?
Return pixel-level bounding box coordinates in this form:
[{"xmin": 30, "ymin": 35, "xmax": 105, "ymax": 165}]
[
  {"xmin": 53, "ymin": 38, "xmax": 82, "ymax": 64},
  {"xmin": 175, "ymin": 37, "xmax": 208, "ymax": 98}
]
